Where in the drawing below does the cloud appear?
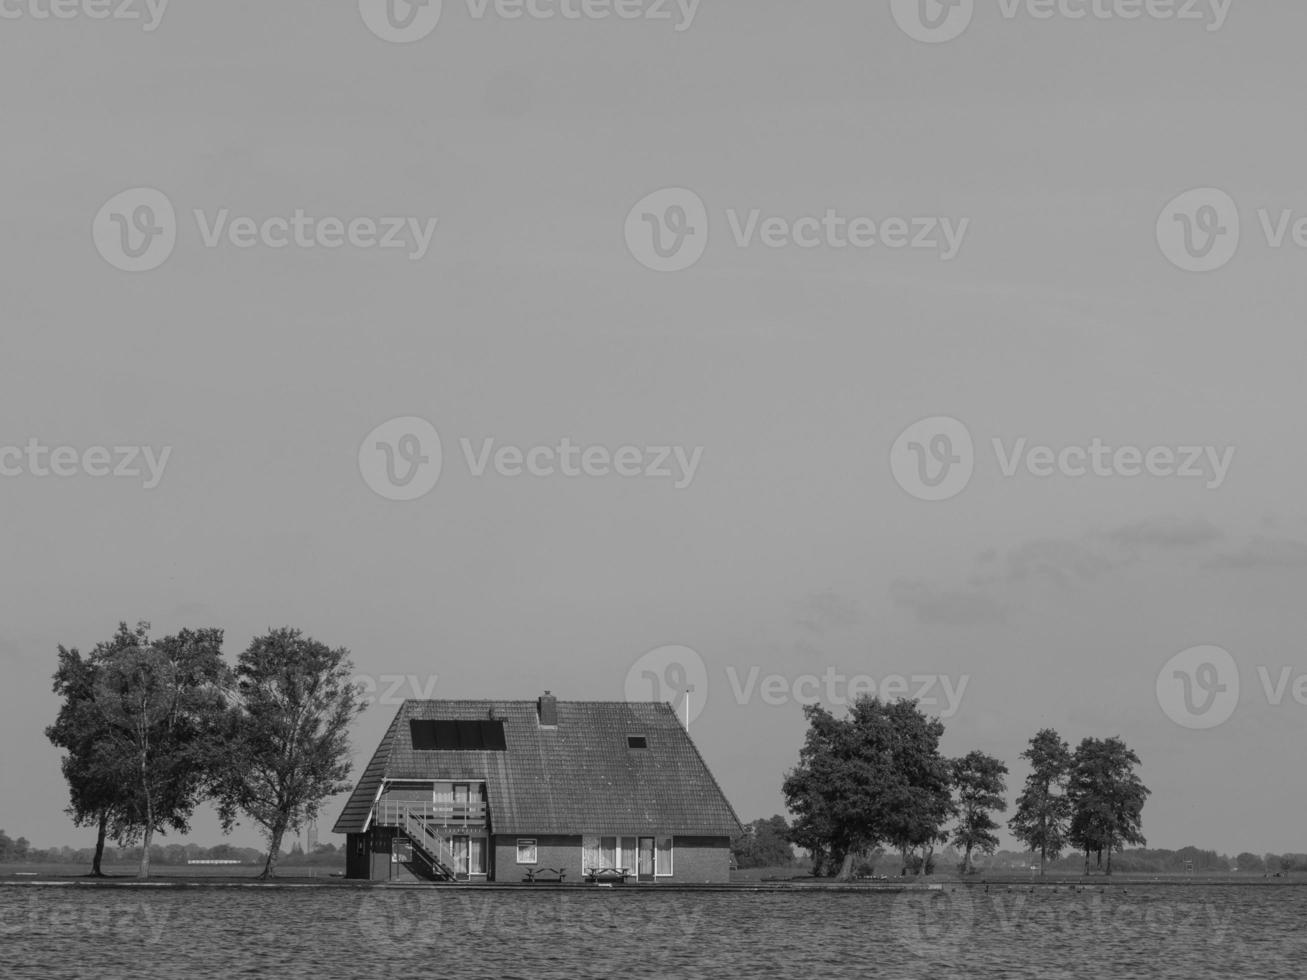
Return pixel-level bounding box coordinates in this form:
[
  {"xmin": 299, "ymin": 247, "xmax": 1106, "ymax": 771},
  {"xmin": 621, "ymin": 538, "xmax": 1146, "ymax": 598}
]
[
  {"xmin": 794, "ymin": 590, "xmax": 862, "ymax": 635},
  {"xmin": 890, "ymin": 580, "xmax": 1006, "ymax": 627},
  {"xmin": 1005, "ymin": 538, "xmax": 1116, "ymax": 588},
  {"xmin": 1098, "ymin": 517, "xmax": 1224, "ymax": 552},
  {"xmin": 1206, "ymin": 536, "xmax": 1307, "ymax": 570}
]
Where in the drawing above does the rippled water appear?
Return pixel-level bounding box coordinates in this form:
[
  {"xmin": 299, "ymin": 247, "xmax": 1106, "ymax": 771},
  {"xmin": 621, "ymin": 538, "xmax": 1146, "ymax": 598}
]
[{"xmin": 2, "ymin": 883, "xmax": 1303, "ymax": 979}]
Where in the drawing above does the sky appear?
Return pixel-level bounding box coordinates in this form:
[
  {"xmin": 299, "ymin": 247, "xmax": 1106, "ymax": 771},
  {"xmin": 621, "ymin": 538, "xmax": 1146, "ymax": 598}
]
[{"xmin": 2, "ymin": 0, "xmax": 1305, "ymax": 860}]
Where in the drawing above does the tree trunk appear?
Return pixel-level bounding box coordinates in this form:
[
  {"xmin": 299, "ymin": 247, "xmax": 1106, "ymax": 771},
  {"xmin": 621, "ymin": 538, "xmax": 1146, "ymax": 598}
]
[
  {"xmin": 962, "ymin": 844, "xmax": 974, "ymax": 876},
  {"xmin": 1039, "ymin": 845, "xmax": 1047, "ymax": 878},
  {"xmin": 835, "ymin": 851, "xmax": 857, "ymax": 882},
  {"xmin": 90, "ymin": 810, "xmax": 108, "ymax": 877},
  {"xmin": 261, "ymin": 819, "xmax": 288, "ymax": 879},
  {"xmin": 138, "ymin": 745, "xmax": 153, "ymax": 880},
  {"xmin": 139, "ymin": 824, "xmax": 153, "ymax": 880}
]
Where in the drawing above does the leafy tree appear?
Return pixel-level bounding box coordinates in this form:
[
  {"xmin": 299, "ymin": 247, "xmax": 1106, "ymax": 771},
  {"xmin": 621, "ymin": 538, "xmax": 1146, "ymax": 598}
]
[
  {"xmin": 731, "ymin": 815, "xmax": 796, "ymax": 869},
  {"xmin": 783, "ymin": 697, "xmax": 953, "ymax": 881},
  {"xmin": 880, "ymin": 700, "xmax": 954, "ymax": 876},
  {"xmin": 951, "ymin": 750, "xmax": 1008, "ymax": 874},
  {"xmin": 1008, "ymin": 729, "xmax": 1073, "ymax": 877},
  {"xmin": 212, "ymin": 628, "xmax": 365, "ymax": 879},
  {"xmin": 45, "ymin": 623, "xmax": 152, "ymax": 876},
  {"xmin": 93, "ymin": 627, "xmax": 230, "ymax": 878},
  {"xmin": 1067, "ymin": 736, "xmax": 1149, "ymax": 876},
  {"xmin": 1235, "ymin": 852, "xmax": 1264, "ymax": 873},
  {"xmin": 0, "ymin": 830, "xmax": 28, "ymax": 863}
]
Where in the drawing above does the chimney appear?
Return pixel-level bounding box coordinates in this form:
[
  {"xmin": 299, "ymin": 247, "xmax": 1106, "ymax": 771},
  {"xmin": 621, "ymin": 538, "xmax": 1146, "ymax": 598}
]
[{"xmin": 537, "ymin": 691, "xmax": 558, "ymax": 727}]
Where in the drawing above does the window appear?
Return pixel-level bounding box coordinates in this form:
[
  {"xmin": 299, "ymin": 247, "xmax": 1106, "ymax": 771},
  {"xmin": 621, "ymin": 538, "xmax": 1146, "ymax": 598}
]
[
  {"xmin": 411, "ymin": 720, "xmax": 507, "ymax": 750},
  {"xmin": 392, "ymin": 838, "xmax": 413, "ymax": 864},
  {"xmin": 599, "ymin": 836, "xmax": 617, "ymax": 868},
  {"xmin": 516, "ymin": 839, "xmax": 538, "ymax": 864},
  {"xmin": 626, "ymin": 735, "xmax": 648, "ymax": 749},
  {"xmin": 656, "ymin": 837, "xmax": 673, "ymax": 877}
]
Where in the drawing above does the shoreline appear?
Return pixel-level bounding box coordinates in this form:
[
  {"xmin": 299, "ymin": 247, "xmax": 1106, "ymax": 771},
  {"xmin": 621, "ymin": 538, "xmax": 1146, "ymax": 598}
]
[{"xmin": 2, "ymin": 872, "xmax": 1303, "ymax": 892}]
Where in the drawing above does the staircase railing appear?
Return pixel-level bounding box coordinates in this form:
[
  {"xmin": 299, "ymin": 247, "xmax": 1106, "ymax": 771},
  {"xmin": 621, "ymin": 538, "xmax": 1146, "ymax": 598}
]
[{"xmin": 375, "ymin": 803, "xmax": 465, "ymax": 880}]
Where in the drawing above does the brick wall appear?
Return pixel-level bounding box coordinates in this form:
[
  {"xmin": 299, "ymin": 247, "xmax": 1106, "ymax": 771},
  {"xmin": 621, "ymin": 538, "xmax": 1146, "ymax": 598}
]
[
  {"xmin": 493, "ymin": 835, "xmax": 580, "ymax": 881},
  {"xmin": 665, "ymin": 836, "xmax": 732, "ymax": 883},
  {"xmin": 491, "ymin": 834, "xmax": 732, "ymax": 883}
]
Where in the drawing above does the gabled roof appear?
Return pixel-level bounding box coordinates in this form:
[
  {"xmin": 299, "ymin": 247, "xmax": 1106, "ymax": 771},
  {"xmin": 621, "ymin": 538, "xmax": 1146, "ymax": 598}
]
[{"xmin": 332, "ymin": 699, "xmax": 742, "ymax": 838}]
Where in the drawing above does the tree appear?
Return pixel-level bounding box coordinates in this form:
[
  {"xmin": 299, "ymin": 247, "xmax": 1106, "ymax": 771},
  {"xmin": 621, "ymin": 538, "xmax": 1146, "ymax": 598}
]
[
  {"xmin": 880, "ymin": 700, "xmax": 955, "ymax": 877},
  {"xmin": 212, "ymin": 628, "xmax": 365, "ymax": 879},
  {"xmin": 1066, "ymin": 736, "xmax": 1149, "ymax": 876},
  {"xmin": 951, "ymin": 751, "xmax": 1008, "ymax": 875},
  {"xmin": 1008, "ymin": 729, "xmax": 1073, "ymax": 877},
  {"xmin": 93, "ymin": 627, "xmax": 230, "ymax": 878},
  {"xmin": 45, "ymin": 622, "xmax": 153, "ymax": 876},
  {"xmin": 783, "ymin": 697, "xmax": 953, "ymax": 881},
  {"xmin": 1235, "ymin": 852, "xmax": 1264, "ymax": 874},
  {"xmin": 731, "ymin": 815, "xmax": 796, "ymax": 869}
]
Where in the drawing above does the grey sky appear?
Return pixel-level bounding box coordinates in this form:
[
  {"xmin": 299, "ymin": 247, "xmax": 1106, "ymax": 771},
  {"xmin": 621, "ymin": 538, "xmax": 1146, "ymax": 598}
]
[{"xmin": 3, "ymin": 1, "xmax": 1305, "ymax": 858}]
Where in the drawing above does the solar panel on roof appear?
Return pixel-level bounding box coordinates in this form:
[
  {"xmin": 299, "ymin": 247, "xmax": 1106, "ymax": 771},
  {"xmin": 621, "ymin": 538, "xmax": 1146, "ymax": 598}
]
[
  {"xmin": 410, "ymin": 720, "xmax": 438, "ymax": 750},
  {"xmin": 410, "ymin": 718, "xmax": 506, "ymax": 751}
]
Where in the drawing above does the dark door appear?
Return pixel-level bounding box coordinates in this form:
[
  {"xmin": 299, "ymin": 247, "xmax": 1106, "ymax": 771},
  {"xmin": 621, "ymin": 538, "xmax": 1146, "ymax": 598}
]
[{"xmin": 638, "ymin": 837, "xmax": 656, "ymax": 882}]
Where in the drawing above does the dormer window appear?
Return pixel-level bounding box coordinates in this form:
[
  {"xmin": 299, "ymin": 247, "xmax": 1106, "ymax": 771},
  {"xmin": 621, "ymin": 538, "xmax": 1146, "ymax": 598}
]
[{"xmin": 627, "ymin": 735, "xmax": 648, "ymax": 749}]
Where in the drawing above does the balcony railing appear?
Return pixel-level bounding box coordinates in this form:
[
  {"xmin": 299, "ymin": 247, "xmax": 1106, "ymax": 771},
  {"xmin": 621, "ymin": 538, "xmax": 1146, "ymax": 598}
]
[{"xmin": 375, "ymin": 800, "xmax": 488, "ymax": 829}]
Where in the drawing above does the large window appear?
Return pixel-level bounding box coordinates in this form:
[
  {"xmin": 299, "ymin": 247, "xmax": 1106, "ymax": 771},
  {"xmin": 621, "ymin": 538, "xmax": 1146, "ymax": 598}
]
[
  {"xmin": 656, "ymin": 837, "xmax": 673, "ymax": 876},
  {"xmin": 516, "ymin": 839, "xmax": 537, "ymax": 864},
  {"xmin": 583, "ymin": 835, "xmax": 671, "ymax": 876}
]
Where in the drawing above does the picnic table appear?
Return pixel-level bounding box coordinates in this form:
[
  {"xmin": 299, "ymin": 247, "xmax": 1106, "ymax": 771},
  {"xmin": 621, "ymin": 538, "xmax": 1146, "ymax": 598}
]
[
  {"xmin": 523, "ymin": 867, "xmax": 567, "ymax": 883},
  {"xmin": 585, "ymin": 867, "xmax": 634, "ymax": 884}
]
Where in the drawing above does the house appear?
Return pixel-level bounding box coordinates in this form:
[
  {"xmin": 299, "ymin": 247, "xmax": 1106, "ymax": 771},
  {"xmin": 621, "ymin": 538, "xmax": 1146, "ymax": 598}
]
[{"xmin": 332, "ymin": 692, "xmax": 742, "ymax": 883}]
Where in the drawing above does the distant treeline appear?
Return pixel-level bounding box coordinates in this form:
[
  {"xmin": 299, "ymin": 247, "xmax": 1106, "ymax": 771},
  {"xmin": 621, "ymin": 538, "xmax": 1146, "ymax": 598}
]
[
  {"xmin": 729, "ymin": 820, "xmax": 1307, "ymax": 877},
  {"xmin": 0, "ymin": 830, "xmax": 344, "ymax": 867},
  {"xmin": 986, "ymin": 846, "xmax": 1307, "ymax": 875}
]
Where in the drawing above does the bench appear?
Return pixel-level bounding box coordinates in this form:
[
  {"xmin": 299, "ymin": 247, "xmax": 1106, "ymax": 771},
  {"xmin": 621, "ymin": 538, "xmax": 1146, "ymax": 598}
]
[
  {"xmin": 523, "ymin": 867, "xmax": 567, "ymax": 883},
  {"xmin": 585, "ymin": 866, "xmax": 634, "ymax": 884}
]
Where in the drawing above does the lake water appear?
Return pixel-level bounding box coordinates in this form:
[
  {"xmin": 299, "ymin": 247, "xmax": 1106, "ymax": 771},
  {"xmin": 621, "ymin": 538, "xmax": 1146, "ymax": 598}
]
[{"xmin": 1, "ymin": 883, "xmax": 1302, "ymax": 979}]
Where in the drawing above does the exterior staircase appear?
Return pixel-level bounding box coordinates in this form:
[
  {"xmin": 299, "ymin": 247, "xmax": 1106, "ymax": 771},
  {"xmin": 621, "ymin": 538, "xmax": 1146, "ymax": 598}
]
[{"xmin": 375, "ymin": 802, "xmax": 475, "ymax": 881}]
